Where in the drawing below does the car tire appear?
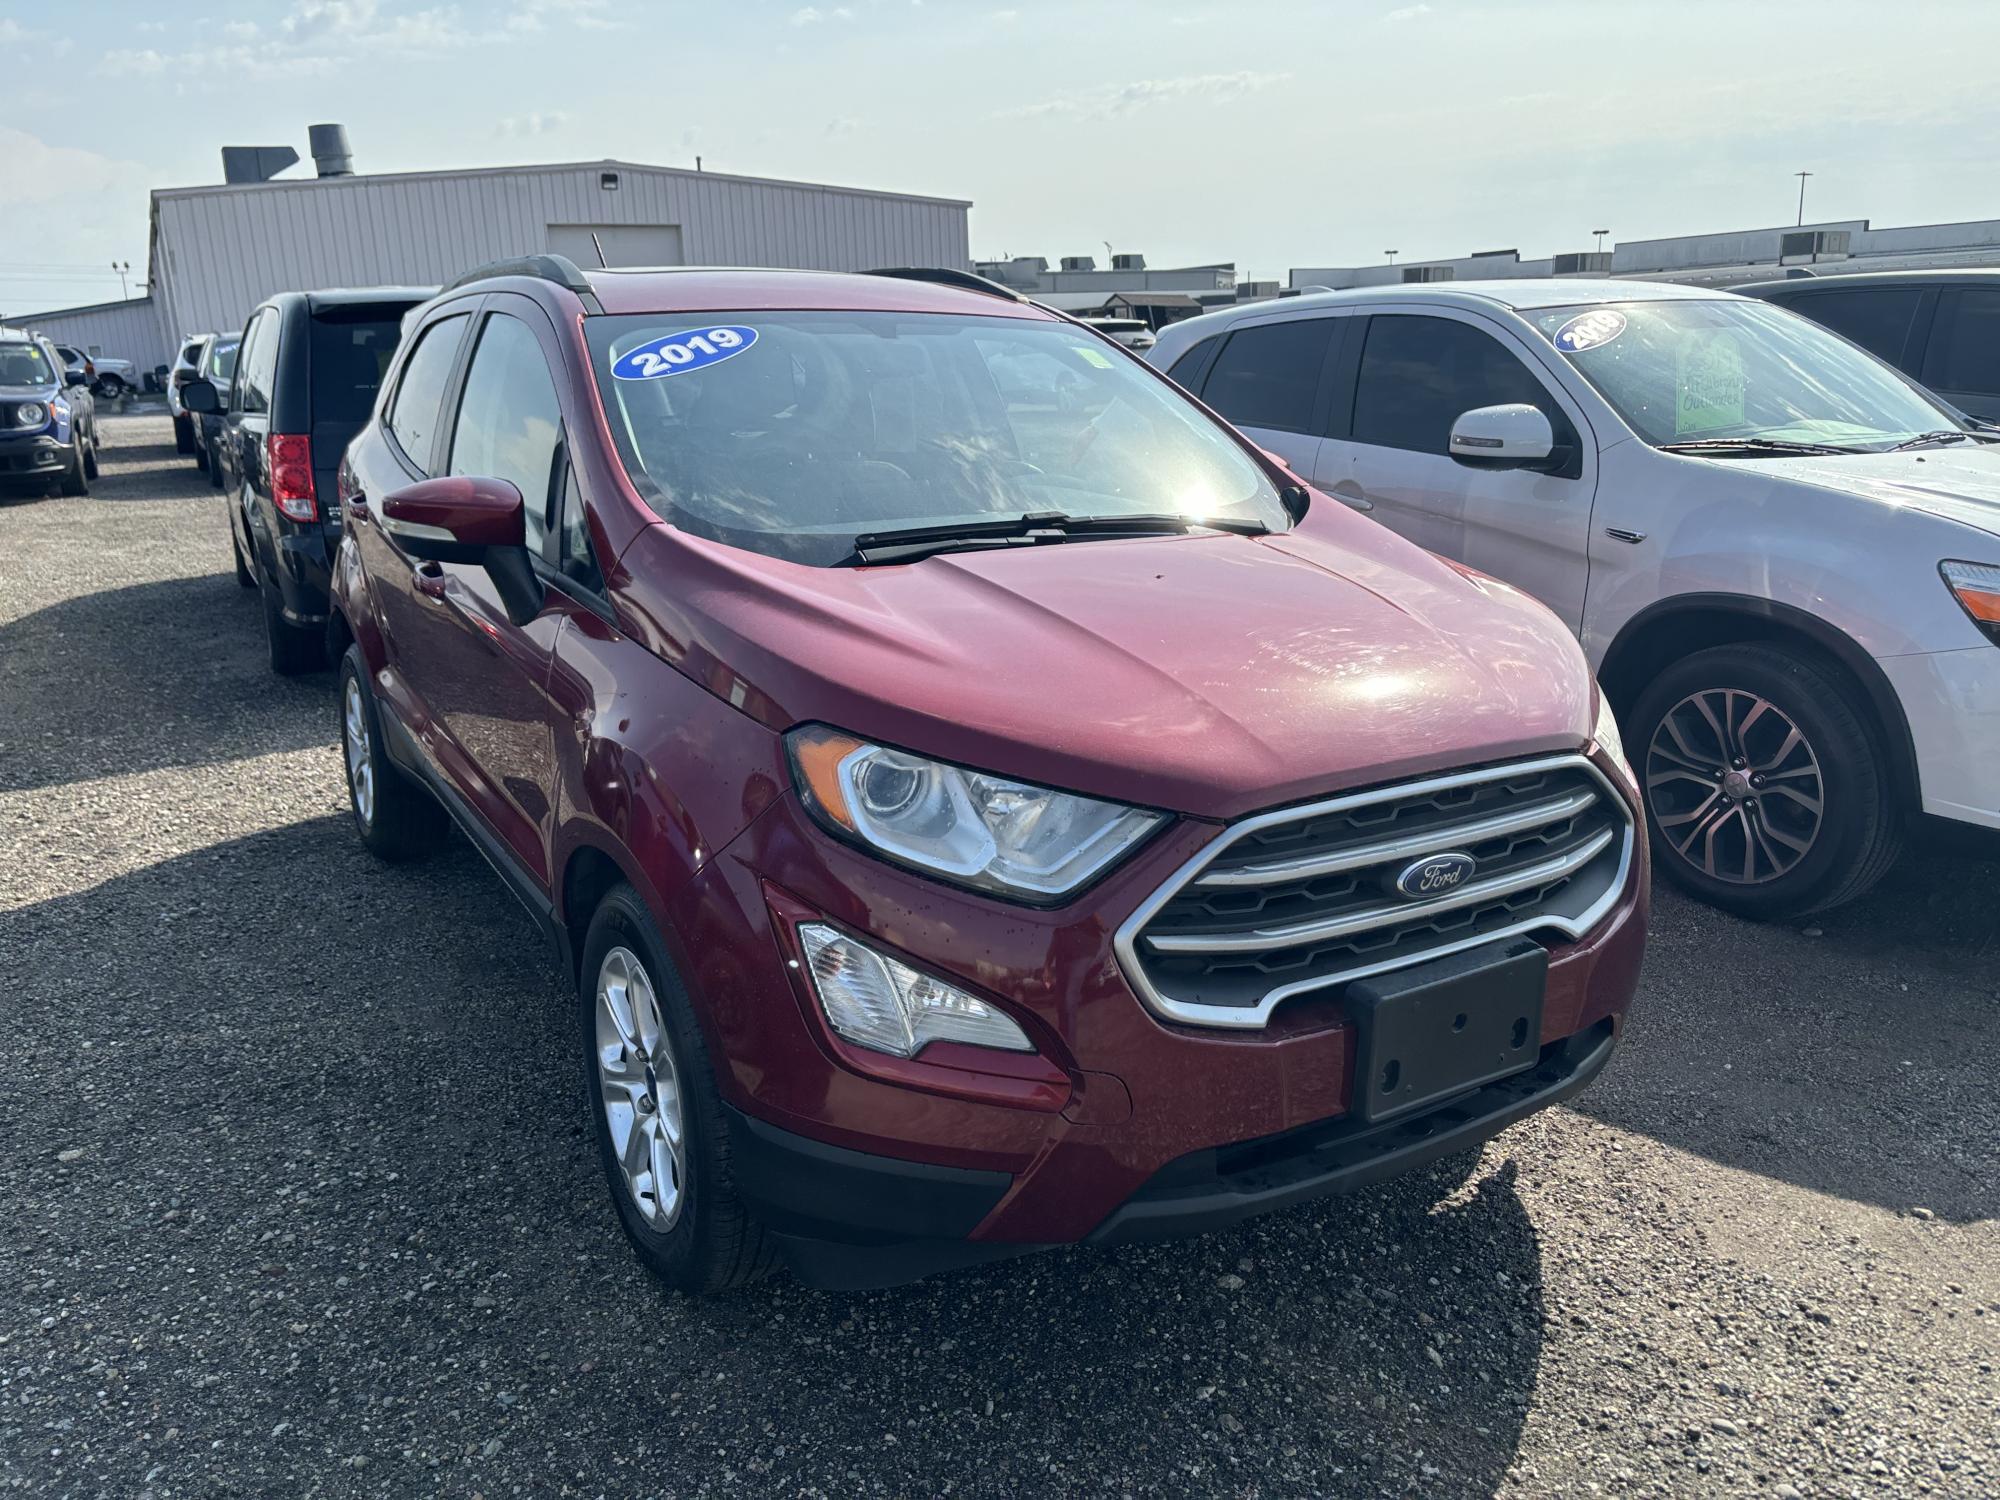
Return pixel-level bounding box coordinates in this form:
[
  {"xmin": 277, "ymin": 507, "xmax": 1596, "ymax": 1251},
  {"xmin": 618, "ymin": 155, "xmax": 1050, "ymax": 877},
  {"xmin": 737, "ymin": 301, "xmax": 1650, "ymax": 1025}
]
[
  {"xmin": 193, "ymin": 439, "xmax": 208, "ymax": 473},
  {"xmin": 173, "ymin": 415, "xmax": 194, "ymax": 454},
  {"xmin": 82, "ymin": 430, "xmax": 100, "ymax": 481},
  {"xmin": 579, "ymin": 883, "xmax": 778, "ymax": 1296},
  {"xmin": 260, "ymin": 573, "xmax": 323, "ymax": 676},
  {"xmin": 1629, "ymin": 642, "xmax": 1902, "ymax": 920},
  {"xmin": 337, "ymin": 644, "xmax": 447, "ymax": 861},
  {"xmin": 95, "ymin": 375, "xmax": 124, "ymax": 400},
  {"xmin": 58, "ymin": 442, "xmax": 87, "ymax": 497},
  {"xmin": 208, "ymin": 443, "xmax": 224, "ymax": 490}
]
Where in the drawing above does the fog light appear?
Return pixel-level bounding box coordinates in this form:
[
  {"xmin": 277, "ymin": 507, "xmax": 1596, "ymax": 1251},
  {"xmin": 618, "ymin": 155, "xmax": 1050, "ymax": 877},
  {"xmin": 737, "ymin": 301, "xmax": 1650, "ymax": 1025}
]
[{"xmin": 797, "ymin": 924, "xmax": 1033, "ymax": 1059}]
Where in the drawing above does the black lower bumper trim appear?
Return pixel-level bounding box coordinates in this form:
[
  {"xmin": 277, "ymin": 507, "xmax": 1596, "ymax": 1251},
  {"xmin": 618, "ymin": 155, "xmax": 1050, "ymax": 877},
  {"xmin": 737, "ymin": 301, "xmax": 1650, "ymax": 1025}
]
[{"xmin": 1088, "ymin": 1019, "xmax": 1617, "ymax": 1247}]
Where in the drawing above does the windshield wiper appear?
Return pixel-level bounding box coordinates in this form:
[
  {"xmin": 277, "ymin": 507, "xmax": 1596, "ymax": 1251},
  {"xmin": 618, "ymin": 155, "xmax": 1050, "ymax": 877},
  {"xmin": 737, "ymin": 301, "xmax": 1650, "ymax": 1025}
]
[
  {"xmin": 845, "ymin": 511, "xmax": 1269, "ymax": 566},
  {"xmin": 1887, "ymin": 429, "xmax": 2000, "ymax": 451},
  {"xmin": 1657, "ymin": 437, "xmax": 1868, "ymax": 457}
]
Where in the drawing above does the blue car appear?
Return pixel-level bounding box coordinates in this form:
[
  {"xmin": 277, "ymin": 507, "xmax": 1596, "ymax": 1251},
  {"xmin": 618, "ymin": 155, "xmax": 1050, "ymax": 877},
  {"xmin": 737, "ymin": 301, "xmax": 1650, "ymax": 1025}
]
[{"xmin": 0, "ymin": 330, "xmax": 97, "ymax": 497}]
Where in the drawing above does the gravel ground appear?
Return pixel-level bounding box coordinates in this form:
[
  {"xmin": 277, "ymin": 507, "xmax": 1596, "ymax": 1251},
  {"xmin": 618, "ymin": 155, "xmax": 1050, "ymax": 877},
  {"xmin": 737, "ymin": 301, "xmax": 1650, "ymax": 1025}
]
[{"xmin": 2, "ymin": 413, "xmax": 1995, "ymax": 1499}]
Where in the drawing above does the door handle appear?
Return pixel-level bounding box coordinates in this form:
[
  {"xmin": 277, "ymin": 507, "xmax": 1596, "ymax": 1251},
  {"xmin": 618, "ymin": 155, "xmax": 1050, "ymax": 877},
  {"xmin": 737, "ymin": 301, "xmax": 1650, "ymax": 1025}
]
[
  {"xmin": 1329, "ymin": 480, "xmax": 1375, "ymax": 512},
  {"xmin": 413, "ymin": 561, "xmax": 447, "ymax": 602}
]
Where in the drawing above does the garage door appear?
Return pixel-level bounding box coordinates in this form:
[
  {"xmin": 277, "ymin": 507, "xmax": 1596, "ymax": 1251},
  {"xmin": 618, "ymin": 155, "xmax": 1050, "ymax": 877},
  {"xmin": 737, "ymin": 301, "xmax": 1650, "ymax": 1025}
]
[{"xmin": 545, "ymin": 224, "xmax": 685, "ymax": 268}]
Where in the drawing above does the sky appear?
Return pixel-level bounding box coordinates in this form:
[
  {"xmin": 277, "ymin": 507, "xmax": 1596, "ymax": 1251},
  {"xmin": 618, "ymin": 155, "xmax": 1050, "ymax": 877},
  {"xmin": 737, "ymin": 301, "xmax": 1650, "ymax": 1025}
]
[{"xmin": 5, "ymin": 0, "xmax": 2000, "ymax": 315}]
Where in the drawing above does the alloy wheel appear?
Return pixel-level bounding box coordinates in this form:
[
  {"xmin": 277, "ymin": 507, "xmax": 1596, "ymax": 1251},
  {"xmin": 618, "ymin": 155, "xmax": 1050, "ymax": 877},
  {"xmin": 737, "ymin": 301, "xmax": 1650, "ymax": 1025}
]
[
  {"xmin": 1644, "ymin": 687, "xmax": 1824, "ymax": 884},
  {"xmin": 342, "ymin": 677, "xmax": 375, "ymax": 827},
  {"xmin": 594, "ymin": 946, "xmax": 686, "ymax": 1229}
]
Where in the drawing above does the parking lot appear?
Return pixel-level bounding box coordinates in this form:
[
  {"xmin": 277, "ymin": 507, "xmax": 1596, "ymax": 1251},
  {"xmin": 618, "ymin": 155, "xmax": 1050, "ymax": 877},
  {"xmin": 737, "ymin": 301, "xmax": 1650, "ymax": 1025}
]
[{"xmin": 0, "ymin": 411, "xmax": 1993, "ymax": 1497}]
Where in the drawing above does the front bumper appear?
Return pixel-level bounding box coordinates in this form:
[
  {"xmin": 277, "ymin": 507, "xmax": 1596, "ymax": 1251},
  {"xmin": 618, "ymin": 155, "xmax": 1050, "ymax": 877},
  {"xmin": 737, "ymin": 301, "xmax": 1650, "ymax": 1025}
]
[
  {"xmin": 1881, "ymin": 645, "xmax": 2000, "ymax": 831},
  {"xmin": 673, "ymin": 758, "xmax": 1648, "ymax": 1288},
  {"xmin": 0, "ymin": 434, "xmax": 70, "ymax": 484}
]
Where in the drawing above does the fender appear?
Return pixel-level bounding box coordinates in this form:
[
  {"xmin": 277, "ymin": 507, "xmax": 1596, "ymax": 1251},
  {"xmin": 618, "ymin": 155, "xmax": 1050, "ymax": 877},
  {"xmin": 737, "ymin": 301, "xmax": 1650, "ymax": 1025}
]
[{"xmin": 1598, "ymin": 591, "xmax": 1921, "ymax": 803}]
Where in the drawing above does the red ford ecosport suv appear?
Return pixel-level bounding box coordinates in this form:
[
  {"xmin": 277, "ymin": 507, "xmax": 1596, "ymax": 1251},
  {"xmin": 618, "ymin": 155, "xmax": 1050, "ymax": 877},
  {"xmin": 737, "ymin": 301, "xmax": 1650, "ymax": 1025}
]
[{"xmin": 329, "ymin": 257, "xmax": 1648, "ymax": 1292}]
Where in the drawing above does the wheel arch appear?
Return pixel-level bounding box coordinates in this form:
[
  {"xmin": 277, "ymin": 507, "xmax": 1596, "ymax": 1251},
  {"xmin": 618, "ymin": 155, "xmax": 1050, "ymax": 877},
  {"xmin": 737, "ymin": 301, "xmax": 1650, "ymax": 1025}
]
[
  {"xmin": 1598, "ymin": 593, "xmax": 1920, "ymax": 807},
  {"xmin": 558, "ymin": 838, "xmax": 652, "ymax": 983}
]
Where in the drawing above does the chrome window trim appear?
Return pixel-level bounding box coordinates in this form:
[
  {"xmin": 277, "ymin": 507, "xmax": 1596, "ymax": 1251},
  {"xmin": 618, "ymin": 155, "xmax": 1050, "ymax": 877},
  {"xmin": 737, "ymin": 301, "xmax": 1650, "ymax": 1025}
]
[{"xmin": 1113, "ymin": 752, "xmax": 1634, "ymax": 1031}]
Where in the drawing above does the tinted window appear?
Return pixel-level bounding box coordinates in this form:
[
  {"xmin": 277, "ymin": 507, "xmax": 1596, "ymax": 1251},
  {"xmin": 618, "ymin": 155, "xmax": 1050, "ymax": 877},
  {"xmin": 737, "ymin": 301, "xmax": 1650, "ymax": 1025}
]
[
  {"xmin": 206, "ymin": 340, "xmax": 240, "ymax": 382},
  {"xmin": 236, "ymin": 313, "xmax": 278, "ymax": 415},
  {"xmin": 1929, "ymin": 288, "xmax": 2000, "ymax": 397},
  {"xmin": 1202, "ymin": 320, "xmax": 1332, "ymax": 434},
  {"xmin": 449, "ymin": 313, "xmax": 562, "ymax": 554},
  {"xmin": 1354, "ymin": 315, "xmax": 1562, "ymax": 453},
  {"xmin": 557, "ymin": 467, "xmax": 602, "ymax": 591},
  {"xmin": 1781, "ymin": 289, "xmax": 1922, "ymax": 367},
  {"xmin": 386, "ymin": 313, "xmax": 468, "ymax": 473},
  {"xmin": 309, "ymin": 312, "xmax": 402, "ymax": 423},
  {"xmin": 1166, "ymin": 334, "xmax": 1219, "ymax": 388}
]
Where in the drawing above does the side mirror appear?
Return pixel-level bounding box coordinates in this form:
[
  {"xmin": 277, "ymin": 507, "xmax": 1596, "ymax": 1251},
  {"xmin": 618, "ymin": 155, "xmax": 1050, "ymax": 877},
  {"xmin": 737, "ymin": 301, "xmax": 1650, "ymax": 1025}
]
[
  {"xmin": 65, "ymin": 370, "xmax": 90, "ymax": 389},
  {"xmin": 181, "ymin": 378, "xmax": 220, "ymax": 414},
  {"xmin": 380, "ymin": 475, "xmax": 544, "ymax": 625},
  {"xmin": 1257, "ymin": 448, "xmax": 1312, "ymax": 522},
  {"xmin": 1448, "ymin": 404, "xmax": 1562, "ymax": 471}
]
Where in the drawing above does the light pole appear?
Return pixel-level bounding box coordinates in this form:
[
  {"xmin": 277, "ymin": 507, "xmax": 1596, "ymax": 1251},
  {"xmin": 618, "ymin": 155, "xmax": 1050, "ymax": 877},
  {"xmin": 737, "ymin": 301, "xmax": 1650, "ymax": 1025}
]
[
  {"xmin": 1384, "ymin": 249, "xmax": 1398, "ymax": 265},
  {"xmin": 1593, "ymin": 228, "xmax": 1609, "ymax": 255},
  {"xmin": 112, "ymin": 260, "xmax": 131, "ymax": 298},
  {"xmin": 1794, "ymin": 171, "xmax": 1813, "ymax": 227}
]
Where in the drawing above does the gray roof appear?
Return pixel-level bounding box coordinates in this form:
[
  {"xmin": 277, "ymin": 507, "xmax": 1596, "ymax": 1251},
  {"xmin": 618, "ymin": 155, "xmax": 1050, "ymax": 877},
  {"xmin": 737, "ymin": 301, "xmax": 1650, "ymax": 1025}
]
[{"xmin": 1276, "ymin": 278, "xmax": 1729, "ymax": 317}]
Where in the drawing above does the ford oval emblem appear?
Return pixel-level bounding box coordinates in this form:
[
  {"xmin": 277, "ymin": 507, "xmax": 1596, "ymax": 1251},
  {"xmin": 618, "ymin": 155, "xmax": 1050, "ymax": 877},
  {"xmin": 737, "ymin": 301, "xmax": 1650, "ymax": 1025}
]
[{"xmin": 1395, "ymin": 851, "xmax": 1476, "ymax": 899}]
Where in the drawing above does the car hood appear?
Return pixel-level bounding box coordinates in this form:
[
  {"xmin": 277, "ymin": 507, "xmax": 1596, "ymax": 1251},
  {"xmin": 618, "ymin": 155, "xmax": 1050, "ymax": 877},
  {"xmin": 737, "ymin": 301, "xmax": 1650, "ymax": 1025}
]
[
  {"xmin": 1770, "ymin": 446, "xmax": 2000, "ymax": 539},
  {"xmin": 619, "ymin": 505, "xmax": 1595, "ymax": 822}
]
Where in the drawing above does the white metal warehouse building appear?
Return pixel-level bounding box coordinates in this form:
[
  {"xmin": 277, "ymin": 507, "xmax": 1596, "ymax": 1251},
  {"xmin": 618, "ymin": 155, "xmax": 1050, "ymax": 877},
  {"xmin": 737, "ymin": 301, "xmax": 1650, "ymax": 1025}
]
[
  {"xmin": 14, "ymin": 151, "xmax": 972, "ymax": 375},
  {"xmin": 148, "ymin": 158, "xmax": 971, "ymax": 342}
]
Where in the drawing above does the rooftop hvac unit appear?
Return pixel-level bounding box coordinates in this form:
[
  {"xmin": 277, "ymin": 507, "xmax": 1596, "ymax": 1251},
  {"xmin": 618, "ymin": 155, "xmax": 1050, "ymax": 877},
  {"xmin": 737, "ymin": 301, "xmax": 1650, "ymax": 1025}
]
[
  {"xmin": 1060, "ymin": 255, "xmax": 1096, "ymax": 272},
  {"xmin": 1552, "ymin": 251, "xmax": 1613, "ymax": 276},
  {"xmin": 1401, "ymin": 265, "xmax": 1455, "ymax": 282},
  {"xmin": 1780, "ymin": 229, "xmax": 1851, "ymax": 262},
  {"xmin": 1110, "ymin": 252, "xmax": 1147, "ymax": 271}
]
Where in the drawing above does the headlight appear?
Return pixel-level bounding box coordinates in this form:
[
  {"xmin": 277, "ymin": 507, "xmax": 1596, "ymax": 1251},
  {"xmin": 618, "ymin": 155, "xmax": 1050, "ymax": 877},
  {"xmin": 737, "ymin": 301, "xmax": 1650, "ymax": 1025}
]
[
  {"xmin": 798, "ymin": 924, "xmax": 1032, "ymax": 1058},
  {"xmin": 788, "ymin": 725, "xmax": 1164, "ymax": 902},
  {"xmin": 1592, "ymin": 692, "xmax": 1631, "ymax": 777},
  {"xmin": 1941, "ymin": 560, "xmax": 2000, "ymax": 644},
  {"xmin": 14, "ymin": 402, "xmax": 46, "ymax": 428}
]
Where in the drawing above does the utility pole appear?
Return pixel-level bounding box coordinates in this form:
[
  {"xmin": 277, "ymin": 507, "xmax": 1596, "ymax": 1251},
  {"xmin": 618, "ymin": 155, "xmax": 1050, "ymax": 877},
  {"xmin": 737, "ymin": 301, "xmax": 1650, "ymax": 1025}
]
[
  {"xmin": 1794, "ymin": 171, "xmax": 1813, "ymax": 227},
  {"xmin": 112, "ymin": 260, "xmax": 131, "ymax": 298}
]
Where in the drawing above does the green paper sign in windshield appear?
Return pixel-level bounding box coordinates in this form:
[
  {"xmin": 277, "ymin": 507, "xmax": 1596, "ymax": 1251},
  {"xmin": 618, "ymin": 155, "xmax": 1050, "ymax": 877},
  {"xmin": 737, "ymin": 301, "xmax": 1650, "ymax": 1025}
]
[{"xmin": 1676, "ymin": 332, "xmax": 1747, "ymax": 434}]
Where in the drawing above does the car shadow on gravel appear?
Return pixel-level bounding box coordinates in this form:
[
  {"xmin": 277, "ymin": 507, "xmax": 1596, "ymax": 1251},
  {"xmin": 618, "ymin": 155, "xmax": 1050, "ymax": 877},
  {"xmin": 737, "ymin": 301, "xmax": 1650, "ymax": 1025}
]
[
  {"xmin": 2, "ymin": 817, "xmax": 1548, "ymax": 1497},
  {"xmin": 0, "ymin": 572, "xmax": 331, "ymax": 794},
  {"xmin": 1575, "ymin": 828, "xmax": 1999, "ymax": 1224}
]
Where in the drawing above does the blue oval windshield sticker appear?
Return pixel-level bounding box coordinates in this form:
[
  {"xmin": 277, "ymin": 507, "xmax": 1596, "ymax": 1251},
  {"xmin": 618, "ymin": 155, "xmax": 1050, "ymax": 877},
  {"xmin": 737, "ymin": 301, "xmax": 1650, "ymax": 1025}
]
[
  {"xmin": 611, "ymin": 326, "xmax": 758, "ymax": 380},
  {"xmin": 1551, "ymin": 309, "xmax": 1626, "ymax": 354}
]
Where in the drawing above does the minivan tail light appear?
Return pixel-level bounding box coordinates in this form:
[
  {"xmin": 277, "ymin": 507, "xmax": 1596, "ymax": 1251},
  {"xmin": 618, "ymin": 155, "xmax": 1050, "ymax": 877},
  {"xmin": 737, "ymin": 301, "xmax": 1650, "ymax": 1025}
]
[{"xmin": 268, "ymin": 433, "xmax": 317, "ymax": 522}]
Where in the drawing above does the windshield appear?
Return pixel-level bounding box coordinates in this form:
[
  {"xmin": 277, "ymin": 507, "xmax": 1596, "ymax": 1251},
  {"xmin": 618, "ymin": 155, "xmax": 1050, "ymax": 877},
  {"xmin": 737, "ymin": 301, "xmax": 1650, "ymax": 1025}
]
[
  {"xmin": 1530, "ymin": 298, "xmax": 1960, "ymax": 451},
  {"xmin": 584, "ymin": 309, "xmax": 1287, "ymax": 566},
  {"xmin": 0, "ymin": 342, "xmax": 56, "ymax": 386},
  {"xmin": 207, "ymin": 341, "xmax": 239, "ymax": 381}
]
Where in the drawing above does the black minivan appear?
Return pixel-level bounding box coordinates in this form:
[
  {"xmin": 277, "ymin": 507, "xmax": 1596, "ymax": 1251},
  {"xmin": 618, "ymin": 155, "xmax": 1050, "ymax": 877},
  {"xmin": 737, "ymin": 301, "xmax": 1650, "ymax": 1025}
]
[
  {"xmin": 184, "ymin": 287, "xmax": 433, "ymax": 674},
  {"xmin": 1738, "ymin": 269, "xmax": 2000, "ymax": 422}
]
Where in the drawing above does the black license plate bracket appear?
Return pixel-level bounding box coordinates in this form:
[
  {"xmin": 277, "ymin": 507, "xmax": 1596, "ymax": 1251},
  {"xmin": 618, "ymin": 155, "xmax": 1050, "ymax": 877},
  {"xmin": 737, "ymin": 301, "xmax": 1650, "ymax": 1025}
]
[{"xmin": 1343, "ymin": 939, "xmax": 1548, "ymax": 1125}]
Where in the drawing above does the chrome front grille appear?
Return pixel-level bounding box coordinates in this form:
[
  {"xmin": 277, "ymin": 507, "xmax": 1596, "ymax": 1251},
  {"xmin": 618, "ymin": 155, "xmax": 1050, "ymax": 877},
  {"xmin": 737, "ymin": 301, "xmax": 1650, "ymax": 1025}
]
[{"xmin": 1115, "ymin": 755, "xmax": 1634, "ymax": 1029}]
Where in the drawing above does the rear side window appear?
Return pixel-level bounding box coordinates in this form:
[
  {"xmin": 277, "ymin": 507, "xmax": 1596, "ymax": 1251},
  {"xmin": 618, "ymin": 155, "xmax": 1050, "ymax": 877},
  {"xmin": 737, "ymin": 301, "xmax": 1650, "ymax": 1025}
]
[
  {"xmin": 1166, "ymin": 334, "xmax": 1219, "ymax": 389},
  {"xmin": 448, "ymin": 313, "xmax": 563, "ymax": 555},
  {"xmin": 1781, "ymin": 289, "xmax": 1922, "ymax": 367},
  {"xmin": 1202, "ymin": 320, "xmax": 1333, "ymax": 434},
  {"xmin": 1928, "ymin": 288, "xmax": 2000, "ymax": 397},
  {"xmin": 309, "ymin": 312, "xmax": 402, "ymax": 423},
  {"xmin": 1352, "ymin": 314, "xmax": 1565, "ymax": 454},
  {"xmin": 236, "ymin": 313, "xmax": 278, "ymax": 415},
  {"xmin": 386, "ymin": 313, "xmax": 469, "ymax": 473}
]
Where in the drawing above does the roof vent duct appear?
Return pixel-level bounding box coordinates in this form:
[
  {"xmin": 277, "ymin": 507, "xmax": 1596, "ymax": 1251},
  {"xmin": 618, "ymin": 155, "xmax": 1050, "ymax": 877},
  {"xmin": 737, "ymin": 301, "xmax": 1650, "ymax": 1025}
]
[
  {"xmin": 221, "ymin": 145, "xmax": 301, "ymax": 185},
  {"xmin": 1060, "ymin": 255, "xmax": 1096, "ymax": 272},
  {"xmin": 308, "ymin": 123, "xmax": 355, "ymax": 178},
  {"xmin": 1110, "ymin": 252, "xmax": 1147, "ymax": 271}
]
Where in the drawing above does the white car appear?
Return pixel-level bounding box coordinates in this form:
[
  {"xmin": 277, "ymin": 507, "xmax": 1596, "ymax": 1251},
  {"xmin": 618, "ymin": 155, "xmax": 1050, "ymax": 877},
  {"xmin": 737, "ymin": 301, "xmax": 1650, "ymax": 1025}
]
[
  {"xmin": 166, "ymin": 332, "xmax": 214, "ymax": 456},
  {"xmin": 1079, "ymin": 316, "xmax": 1157, "ymax": 352},
  {"xmin": 1150, "ymin": 280, "xmax": 2000, "ymax": 918}
]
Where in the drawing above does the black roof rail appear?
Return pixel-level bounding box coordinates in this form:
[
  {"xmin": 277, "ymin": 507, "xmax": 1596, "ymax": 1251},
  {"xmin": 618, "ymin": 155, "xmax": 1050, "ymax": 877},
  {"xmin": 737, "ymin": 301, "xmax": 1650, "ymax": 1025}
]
[
  {"xmin": 863, "ymin": 266, "xmax": 1024, "ymax": 302},
  {"xmin": 447, "ymin": 253, "xmax": 597, "ymax": 297}
]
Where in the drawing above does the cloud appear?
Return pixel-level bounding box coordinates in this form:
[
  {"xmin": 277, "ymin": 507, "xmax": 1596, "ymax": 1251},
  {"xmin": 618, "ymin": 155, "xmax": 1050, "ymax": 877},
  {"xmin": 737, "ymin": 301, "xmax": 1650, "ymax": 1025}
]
[
  {"xmin": 998, "ymin": 70, "xmax": 1291, "ymax": 121},
  {"xmin": 824, "ymin": 116, "xmax": 859, "ymax": 137},
  {"xmin": 790, "ymin": 5, "xmax": 854, "ymax": 24},
  {"xmin": 96, "ymin": 2, "xmax": 550, "ymax": 79},
  {"xmin": 1383, "ymin": 2, "xmax": 1431, "ymax": 18},
  {"xmin": 0, "ymin": 19, "xmax": 42, "ymax": 41},
  {"xmin": 0, "ymin": 128, "xmax": 154, "ymax": 208},
  {"xmin": 497, "ymin": 110, "xmax": 570, "ymax": 137}
]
